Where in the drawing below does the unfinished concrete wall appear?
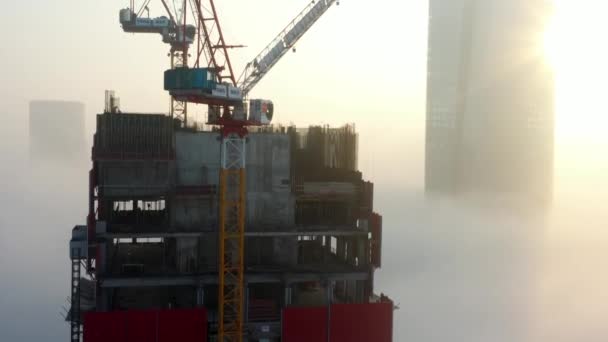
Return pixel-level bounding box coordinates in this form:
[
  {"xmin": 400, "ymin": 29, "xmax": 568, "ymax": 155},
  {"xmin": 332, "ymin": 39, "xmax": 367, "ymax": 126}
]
[
  {"xmin": 173, "ymin": 132, "xmax": 219, "ymax": 231},
  {"xmin": 176, "ymin": 237, "xmax": 198, "ymax": 273},
  {"xmin": 244, "ymin": 237, "xmax": 297, "ymax": 268},
  {"xmin": 246, "ymin": 133, "xmax": 294, "ymax": 229},
  {"xmin": 97, "ymin": 160, "xmax": 172, "ymax": 197},
  {"xmin": 198, "ymin": 236, "xmax": 218, "ymax": 271},
  {"xmin": 115, "ymin": 286, "xmax": 196, "ymax": 310},
  {"xmin": 273, "ymin": 237, "xmax": 298, "ymax": 267},
  {"xmin": 175, "ymin": 236, "xmax": 219, "ymax": 273},
  {"xmin": 175, "ymin": 132, "xmax": 220, "ymax": 187},
  {"xmin": 106, "ymin": 242, "xmax": 165, "ymax": 276},
  {"xmin": 171, "ymin": 197, "xmax": 215, "ymax": 231},
  {"xmin": 175, "ymin": 131, "xmax": 294, "ymax": 230}
]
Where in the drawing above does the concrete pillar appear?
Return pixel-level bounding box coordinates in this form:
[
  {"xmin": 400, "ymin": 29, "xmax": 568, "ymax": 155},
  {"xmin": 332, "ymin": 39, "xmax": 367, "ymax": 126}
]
[
  {"xmin": 98, "ymin": 242, "xmax": 108, "ymax": 275},
  {"xmin": 324, "ymin": 236, "xmax": 332, "ymax": 262},
  {"xmin": 364, "ymin": 234, "xmax": 371, "ymax": 266},
  {"xmin": 97, "ymin": 287, "xmax": 111, "ymax": 311},
  {"xmin": 347, "ymin": 238, "xmax": 357, "ymax": 265},
  {"xmin": 326, "ymin": 280, "xmax": 334, "ymax": 342},
  {"xmin": 326, "ymin": 280, "xmax": 334, "ymax": 305},
  {"xmin": 336, "ymin": 238, "xmax": 346, "ymax": 261},
  {"xmin": 356, "ymin": 280, "xmax": 365, "ymax": 303},
  {"xmin": 244, "ymin": 284, "xmax": 250, "ymax": 324},
  {"xmin": 196, "ymin": 284, "xmax": 204, "ymax": 307},
  {"xmin": 356, "ymin": 236, "xmax": 366, "ymax": 266},
  {"xmin": 284, "ymin": 284, "xmax": 292, "ymax": 306}
]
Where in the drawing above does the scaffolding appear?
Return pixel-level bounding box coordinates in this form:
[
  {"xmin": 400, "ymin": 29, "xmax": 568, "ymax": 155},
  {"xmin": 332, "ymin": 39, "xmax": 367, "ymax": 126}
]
[{"xmin": 70, "ymin": 250, "xmax": 82, "ymax": 342}]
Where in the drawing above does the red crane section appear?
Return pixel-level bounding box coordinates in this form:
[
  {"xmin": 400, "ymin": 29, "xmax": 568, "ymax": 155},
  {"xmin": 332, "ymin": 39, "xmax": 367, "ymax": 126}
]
[{"xmin": 193, "ymin": 0, "xmax": 239, "ymax": 86}]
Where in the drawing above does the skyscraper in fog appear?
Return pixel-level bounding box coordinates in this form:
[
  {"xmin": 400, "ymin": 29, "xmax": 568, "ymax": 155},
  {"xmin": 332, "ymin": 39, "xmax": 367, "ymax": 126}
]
[
  {"xmin": 425, "ymin": 0, "xmax": 554, "ymax": 204},
  {"xmin": 29, "ymin": 100, "xmax": 85, "ymax": 162}
]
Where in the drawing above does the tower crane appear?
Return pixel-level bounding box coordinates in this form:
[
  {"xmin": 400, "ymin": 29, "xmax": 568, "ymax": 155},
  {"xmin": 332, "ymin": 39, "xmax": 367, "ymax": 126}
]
[
  {"xmin": 119, "ymin": 0, "xmax": 241, "ymax": 126},
  {"xmin": 117, "ymin": 1, "xmax": 338, "ymax": 341}
]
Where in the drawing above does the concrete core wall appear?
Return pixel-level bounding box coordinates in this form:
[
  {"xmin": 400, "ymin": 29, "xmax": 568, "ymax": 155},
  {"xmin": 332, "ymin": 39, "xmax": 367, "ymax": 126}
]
[{"xmin": 174, "ymin": 131, "xmax": 294, "ymax": 230}]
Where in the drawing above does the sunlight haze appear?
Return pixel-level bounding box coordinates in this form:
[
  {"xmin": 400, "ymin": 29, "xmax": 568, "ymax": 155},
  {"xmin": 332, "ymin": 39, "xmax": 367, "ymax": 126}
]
[{"xmin": 2, "ymin": 1, "xmax": 608, "ymax": 341}]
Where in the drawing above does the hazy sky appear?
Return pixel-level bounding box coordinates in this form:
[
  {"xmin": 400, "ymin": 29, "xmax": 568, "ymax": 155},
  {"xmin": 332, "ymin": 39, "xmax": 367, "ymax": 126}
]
[
  {"xmin": 1, "ymin": 0, "xmax": 608, "ymax": 341},
  {"xmin": 0, "ymin": 0, "xmax": 421, "ymax": 185}
]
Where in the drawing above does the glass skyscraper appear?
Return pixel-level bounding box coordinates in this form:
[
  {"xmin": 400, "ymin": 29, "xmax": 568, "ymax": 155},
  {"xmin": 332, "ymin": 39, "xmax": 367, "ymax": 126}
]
[{"xmin": 425, "ymin": 0, "xmax": 554, "ymax": 205}]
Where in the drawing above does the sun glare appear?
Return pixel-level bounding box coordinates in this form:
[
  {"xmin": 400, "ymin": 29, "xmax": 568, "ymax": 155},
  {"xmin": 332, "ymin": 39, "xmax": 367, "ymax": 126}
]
[{"xmin": 544, "ymin": 0, "xmax": 608, "ymax": 142}]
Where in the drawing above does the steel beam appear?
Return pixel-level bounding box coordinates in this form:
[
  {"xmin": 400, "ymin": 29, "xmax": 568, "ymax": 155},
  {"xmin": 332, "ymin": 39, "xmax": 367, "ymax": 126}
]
[
  {"xmin": 98, "ymin": 228, "xmax": 369, "ymax": 239},
  {"xmin": 99, "ymin": 272, "xmax": 369, "ymax": 288}
]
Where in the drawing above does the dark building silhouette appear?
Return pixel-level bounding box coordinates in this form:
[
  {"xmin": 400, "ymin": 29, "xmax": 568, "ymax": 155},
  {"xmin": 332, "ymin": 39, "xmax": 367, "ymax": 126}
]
[{"xmin": 425, "ymin": 0, "xmax": 554, "ymax": 204}]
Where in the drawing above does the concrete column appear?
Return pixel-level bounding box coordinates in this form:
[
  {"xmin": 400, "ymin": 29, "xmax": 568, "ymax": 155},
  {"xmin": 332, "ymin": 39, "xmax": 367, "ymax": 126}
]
[
  {"xmin": 244, "ymin": 284, "xmax": 250, "ymax": 324},
  {"xmin": 356, "ymin": 280, "xmax": 365, "ymax": 303},
  {"xmin": 356, "ymin": 236, "xmax": 366, "ymax": 266},
  {"xmin": 326, "ymin": 280, "xmax": 334, "ymax": 342},
  {"xmin": 326, "ymin": 280, "xmax": 334, "ymax": 305},
  {"xmin": 347, "ymin": 238, "xmax": 357, "ymax": 265},
  {"xmin": 96, "ymin": 242, "xmax": 108, "ymax": 276},
  {"xmin": 284, "ymin": 284, "xmax": 292, "ymax": 306},
  {"xmin": 336, "ymin": 238, "xmax": 346, "ymax": 261},
  {"xmin": 97, "ymin": 287, "xmax": 111, "ymax": 311},
  {"xmin": 196, "ymin": 283, "xmax": 205, "ymax": 307},
  {"xmin": 324, "ymin": 236, "xmax": 332, "ymax": 262}
]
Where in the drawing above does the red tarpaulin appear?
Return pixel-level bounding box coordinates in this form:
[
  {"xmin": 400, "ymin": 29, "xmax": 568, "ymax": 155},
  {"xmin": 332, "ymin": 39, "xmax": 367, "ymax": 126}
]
[
  {"xmin": 125, "ymin": 310, "xmax": 156, "ymax": 342},
  {"xmin": 282, "ymin": 303, "xmax": 392, "ymax": 342},
  {"xmin": 330, "ymin": 302, "xmax": 393, "ymax": 342},
  {"xmin": 83, "ymin": 308, "xmax": 207, "ymax": 342},
  {"xmin": 158, "ymin": 309, "xmax": 207, "ymax": 342},
  {"xmin": 282, "ymin": 307, "xmax": 328, "ymax": 342},
  {"xmin": 83, "ymin": 311, "xmax": 127, "ymax": 342}
]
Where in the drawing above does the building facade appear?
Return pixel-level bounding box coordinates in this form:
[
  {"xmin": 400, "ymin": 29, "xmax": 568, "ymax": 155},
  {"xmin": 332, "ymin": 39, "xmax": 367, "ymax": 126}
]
[
  {"xmin": 69, "ymin": 113, "xmax": 392, "ymax": 341},
  {"xmin": 425, "ymin": 0, "xmax": 554, "ymax": 204}
]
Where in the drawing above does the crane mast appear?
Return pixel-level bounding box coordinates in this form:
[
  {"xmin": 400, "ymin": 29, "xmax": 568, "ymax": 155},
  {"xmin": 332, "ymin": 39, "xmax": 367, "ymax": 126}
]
[{"xmin": 215, "ymin": 4, "xmax": 338, "ymax": 341}]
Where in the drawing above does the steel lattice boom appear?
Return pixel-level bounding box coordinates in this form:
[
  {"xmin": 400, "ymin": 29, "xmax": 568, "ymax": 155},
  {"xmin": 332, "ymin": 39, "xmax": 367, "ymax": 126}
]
[{"xmin": 238, "ymin": 0, "xmax": 337, "ymax": 97}]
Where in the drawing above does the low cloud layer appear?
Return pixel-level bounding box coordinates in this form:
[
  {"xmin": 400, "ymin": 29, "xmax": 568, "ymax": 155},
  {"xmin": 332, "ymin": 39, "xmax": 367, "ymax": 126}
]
[
  {"xmin": 376, "ymin": 186, "xmax": 608, "ymax": 342},
  {"xmin": 1, "ymin": 115, "xmax": 607, "ymax": 342}
]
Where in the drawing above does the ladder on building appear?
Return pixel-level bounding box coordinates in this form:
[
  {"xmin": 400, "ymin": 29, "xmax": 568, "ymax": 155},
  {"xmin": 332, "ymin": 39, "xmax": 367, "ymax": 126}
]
[{"xmin": 70, "ymin": 250, "xmax": 82, "ymax": 342}]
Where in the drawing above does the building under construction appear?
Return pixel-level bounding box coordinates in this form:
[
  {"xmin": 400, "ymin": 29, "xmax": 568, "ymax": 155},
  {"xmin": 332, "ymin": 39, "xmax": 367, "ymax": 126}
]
[
  {"xmin": 69, "ymin": 111, "xmax": 392, "ymax": 341},
  {"xmin": 68, "ymin": 0, "xmax": 393, "ymax": 341}
]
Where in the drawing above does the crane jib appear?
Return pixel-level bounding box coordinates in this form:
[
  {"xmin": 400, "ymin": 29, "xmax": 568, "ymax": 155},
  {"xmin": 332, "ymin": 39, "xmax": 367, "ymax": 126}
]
[{"xmin": 238, "ymin": 0, "xmax": 337, "ymax": 97}]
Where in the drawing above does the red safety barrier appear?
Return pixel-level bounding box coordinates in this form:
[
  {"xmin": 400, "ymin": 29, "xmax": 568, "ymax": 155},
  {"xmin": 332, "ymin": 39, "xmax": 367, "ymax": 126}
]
[
  {"xmin": 83, "ymin": 311, "xmax": 127, "ymax": 342},
  {"xmin": 282, "ymin": 307, "xmax": 328, "ymax": 342},
  {"xmin": 282, "ymin": 303, "xmax": 392, "ymax": 342},
  {"xmin": 83, "ymin": 308, "xmax": 207, "ymax": 342},
  {"xmin": 158, "ymin": 309, "xmax": 207, "ymax": 342},
  {"xmin": 125, "ymin": 310, "xmax": 156, "ymax": 342},
  {"xmin": 330, "ymin": 302, "xmax": 393, "ymax": 342}
]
